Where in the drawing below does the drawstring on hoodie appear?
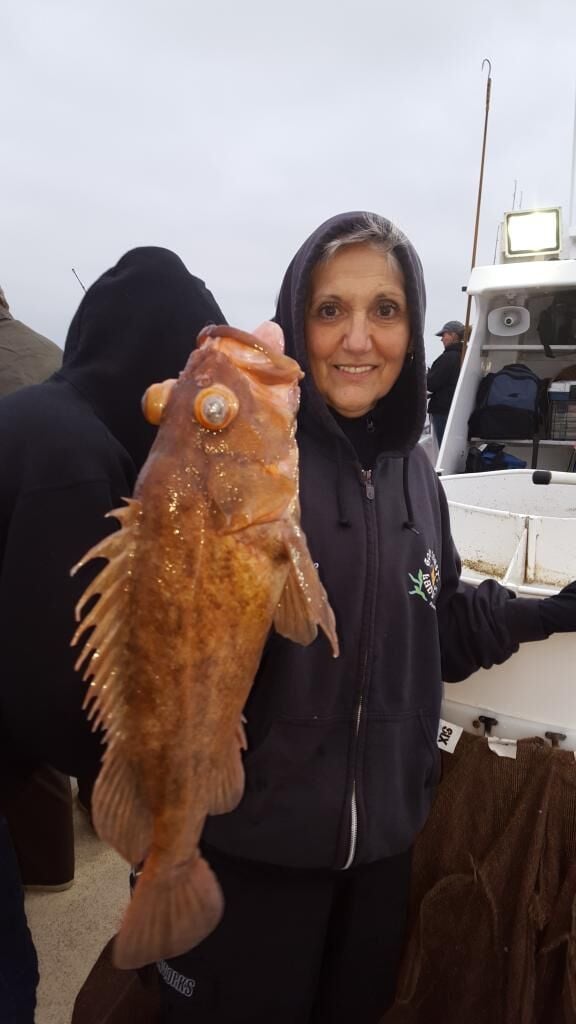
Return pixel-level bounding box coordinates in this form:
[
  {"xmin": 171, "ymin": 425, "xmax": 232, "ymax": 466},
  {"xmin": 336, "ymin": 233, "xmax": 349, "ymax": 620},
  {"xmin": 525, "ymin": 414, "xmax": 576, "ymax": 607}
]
[{"xmin": 402, "ymin": 457, "xmax": 420, "ymax": 534}]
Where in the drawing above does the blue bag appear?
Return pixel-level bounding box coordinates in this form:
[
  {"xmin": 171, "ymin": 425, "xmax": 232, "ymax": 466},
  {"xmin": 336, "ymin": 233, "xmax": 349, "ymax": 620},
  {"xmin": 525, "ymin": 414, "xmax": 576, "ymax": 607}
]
[{"xmin": 468, "ymin": 364, "xmax": 545, "ymax": 440}]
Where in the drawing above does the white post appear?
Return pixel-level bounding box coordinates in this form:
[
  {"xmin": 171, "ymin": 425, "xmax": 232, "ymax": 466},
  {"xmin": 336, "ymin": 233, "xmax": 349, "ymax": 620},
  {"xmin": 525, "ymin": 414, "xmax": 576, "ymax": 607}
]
[{"xmin": 569, "ymin": 82, "xmax": 576, "ymax": 257}]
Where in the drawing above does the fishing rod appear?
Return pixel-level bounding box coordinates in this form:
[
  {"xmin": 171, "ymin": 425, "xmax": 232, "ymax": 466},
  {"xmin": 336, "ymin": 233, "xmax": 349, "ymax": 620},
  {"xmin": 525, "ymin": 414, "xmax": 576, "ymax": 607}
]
[
  {"xmin": 462, "ymin": 58, "xmax": 493, "ymax": 359},
  {"xmin": 72, "ymin": 267, "xmax": 86, "ymax": 292}
]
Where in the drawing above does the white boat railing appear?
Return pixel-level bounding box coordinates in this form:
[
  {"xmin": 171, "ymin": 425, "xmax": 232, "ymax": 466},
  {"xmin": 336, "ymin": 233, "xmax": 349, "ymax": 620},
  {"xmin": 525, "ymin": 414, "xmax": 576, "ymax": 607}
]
[{"xmin": 439, "ymin": 469, "xmax": 576, "ymax": 746}]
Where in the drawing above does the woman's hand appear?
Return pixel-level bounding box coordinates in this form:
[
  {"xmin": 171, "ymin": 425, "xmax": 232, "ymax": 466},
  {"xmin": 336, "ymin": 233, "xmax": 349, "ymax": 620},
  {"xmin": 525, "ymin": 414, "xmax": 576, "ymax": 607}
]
[{"xmin": 540, "ymin": 581, "xmax": 576, "ymax": 634}]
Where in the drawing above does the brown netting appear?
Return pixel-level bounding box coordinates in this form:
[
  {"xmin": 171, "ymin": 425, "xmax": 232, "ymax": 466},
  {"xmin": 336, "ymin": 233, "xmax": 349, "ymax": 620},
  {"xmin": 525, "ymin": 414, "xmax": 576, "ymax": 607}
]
[
  {"xmin": 71, "ymin": 937, "xmax": 160, "ymax": 1024},
  {"xmin": 383, "ymin": 733, "xmax": 576, "ymax": 1024}
]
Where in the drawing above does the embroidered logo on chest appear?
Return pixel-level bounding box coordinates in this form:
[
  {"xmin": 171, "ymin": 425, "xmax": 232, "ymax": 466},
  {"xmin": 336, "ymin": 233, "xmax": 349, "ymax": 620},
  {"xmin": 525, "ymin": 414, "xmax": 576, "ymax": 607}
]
[{"xmin": 408, "ymin": 548, "xmax": 440, "ymax": 608}]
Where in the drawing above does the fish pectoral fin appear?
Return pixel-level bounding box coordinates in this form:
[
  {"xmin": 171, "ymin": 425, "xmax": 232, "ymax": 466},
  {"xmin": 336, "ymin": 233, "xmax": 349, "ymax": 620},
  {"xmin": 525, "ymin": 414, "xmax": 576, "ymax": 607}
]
[
  {"xmin": 273, "ymin": 571, "xmax": 318, "ymax": 646},
  {"xmin": 208, "ymin": 729, "xmax": 246, "ymax": 815},
  {"xmin": 274, "ymin": 526, "xmax": 339, "ymax": 657},
  {"xmin": 114, "ymin": 852, "xmax": 223, "ymax": 969},
  {"xmin": 92, "ymin": 743, "xmax": 152, "ymax": 864}
]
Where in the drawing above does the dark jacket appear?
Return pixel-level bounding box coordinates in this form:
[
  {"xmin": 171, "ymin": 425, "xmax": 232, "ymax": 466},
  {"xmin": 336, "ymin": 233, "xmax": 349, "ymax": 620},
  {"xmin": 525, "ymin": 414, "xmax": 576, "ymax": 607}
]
[
  {"xmin": 427, "ymin": 341, "xmax": 463, "ymax": 414},
  {"xmin": 0, "ymin": 248, "xmax": 225, "ymax": 779},
  {"xmin": 0, "ymin": 308, "xmax": 62, "ymax": 397},
  {"xmin": 204, "ymin": 213, "xmax": 547, "ymax": 870}
]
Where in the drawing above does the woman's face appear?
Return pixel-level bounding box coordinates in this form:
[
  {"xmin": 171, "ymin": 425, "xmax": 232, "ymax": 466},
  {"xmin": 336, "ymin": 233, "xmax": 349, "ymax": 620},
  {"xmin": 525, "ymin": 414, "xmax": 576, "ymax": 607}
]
[{"xmin": 305, "ymin": 243, "xmax": 411, "ymax": 418}]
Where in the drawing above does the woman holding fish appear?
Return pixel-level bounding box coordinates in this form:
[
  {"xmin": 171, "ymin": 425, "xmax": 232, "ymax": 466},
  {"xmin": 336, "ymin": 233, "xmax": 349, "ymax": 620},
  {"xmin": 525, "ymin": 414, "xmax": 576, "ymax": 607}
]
[{"xmin": 77, "ymin": 212, "xmax": 576, "ymax": 1022}]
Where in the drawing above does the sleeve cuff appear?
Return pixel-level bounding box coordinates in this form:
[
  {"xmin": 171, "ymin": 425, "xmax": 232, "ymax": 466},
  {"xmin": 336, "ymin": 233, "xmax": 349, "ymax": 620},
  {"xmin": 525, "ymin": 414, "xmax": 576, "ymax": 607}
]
[{"xmin": 504, "ymin": 597, "xmax": 550, "ymax": 645}]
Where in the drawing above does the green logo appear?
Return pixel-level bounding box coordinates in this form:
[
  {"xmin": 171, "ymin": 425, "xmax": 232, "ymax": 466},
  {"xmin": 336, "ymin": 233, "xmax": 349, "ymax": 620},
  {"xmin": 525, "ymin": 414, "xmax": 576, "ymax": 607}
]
[
  {"xmin": 408, "ymin": 549, "xmax": 440, "ymax": 608},
  {"xmin": 408, "ymin": 569, "xmax": 428, "ymax": 602}
]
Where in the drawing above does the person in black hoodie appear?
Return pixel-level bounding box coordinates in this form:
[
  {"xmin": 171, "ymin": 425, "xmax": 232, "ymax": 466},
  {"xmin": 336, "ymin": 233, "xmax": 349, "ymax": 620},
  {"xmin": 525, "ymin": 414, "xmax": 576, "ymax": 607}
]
[
  {"xmin": 0, "ymin": 248, "xmax": 225, "ymax": 1007},
  {"xmin": 0, "ymin": 247, "xmax": 225, "ymax": 783},
  {"xmin": 154, "ymin": 213, "xmax": 576, "ymax": 1024}
]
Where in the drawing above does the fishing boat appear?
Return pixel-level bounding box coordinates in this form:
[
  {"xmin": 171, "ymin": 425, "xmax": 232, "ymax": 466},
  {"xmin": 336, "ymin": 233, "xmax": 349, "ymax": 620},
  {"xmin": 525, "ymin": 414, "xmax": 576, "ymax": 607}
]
[{"xmin": 436, "ymin": 204, "xmax": 576, "ymax": 747}]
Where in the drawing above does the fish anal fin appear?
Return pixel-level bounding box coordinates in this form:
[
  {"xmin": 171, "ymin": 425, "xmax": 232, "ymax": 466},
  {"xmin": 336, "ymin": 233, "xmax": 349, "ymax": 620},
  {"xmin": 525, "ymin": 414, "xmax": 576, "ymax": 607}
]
[
  {"xmin": 208, "ymin": 727, "xmax": 246, "ymax": 815},
  {"xmin": 236, "ymin": 719, "xmax": 248, "ymax": 752},
  {"xmin": 92, "ymin": 744, "xmax": 152, "ymax": 864},
  {"xmin": 274, "ymin": 525, "xmax": 339, "ymax": 657},
  {"xmin": 114, "ymin": 852, "xmax": 223, "ymax": 969}
]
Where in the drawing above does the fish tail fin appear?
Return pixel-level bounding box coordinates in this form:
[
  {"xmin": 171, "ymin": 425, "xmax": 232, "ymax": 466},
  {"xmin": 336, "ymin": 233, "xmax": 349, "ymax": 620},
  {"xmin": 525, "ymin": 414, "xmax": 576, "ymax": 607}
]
[{"xmin": 113, "ymin": 852, "xmax": 223, "ymax": 970}]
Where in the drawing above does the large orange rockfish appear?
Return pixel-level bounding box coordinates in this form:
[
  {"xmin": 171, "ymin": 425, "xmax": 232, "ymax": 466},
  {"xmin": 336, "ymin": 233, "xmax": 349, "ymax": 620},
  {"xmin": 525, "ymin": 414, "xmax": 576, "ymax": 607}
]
[{"xmin": 72, "ymin": 322, "xmax": 338, "ymax": 969}]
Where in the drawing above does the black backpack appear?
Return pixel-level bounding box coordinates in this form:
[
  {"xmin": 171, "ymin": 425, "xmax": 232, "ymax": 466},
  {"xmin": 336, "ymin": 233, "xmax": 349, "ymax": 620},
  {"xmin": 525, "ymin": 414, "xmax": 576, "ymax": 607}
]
[
  {"xmin": 538, "ymin": 292, "xmax": 576, "ymax": 357},
  {"xmin": 468, "ymin": 364, "xmax": 545, "ymax": 440}
]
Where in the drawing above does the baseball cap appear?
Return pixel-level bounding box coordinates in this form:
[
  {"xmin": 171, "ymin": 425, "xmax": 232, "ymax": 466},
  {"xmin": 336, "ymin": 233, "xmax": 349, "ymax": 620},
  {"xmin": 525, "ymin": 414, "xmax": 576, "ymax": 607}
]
[{"xmin": 436, "ymin": 320, "xmax": 464, "ymax": 337}]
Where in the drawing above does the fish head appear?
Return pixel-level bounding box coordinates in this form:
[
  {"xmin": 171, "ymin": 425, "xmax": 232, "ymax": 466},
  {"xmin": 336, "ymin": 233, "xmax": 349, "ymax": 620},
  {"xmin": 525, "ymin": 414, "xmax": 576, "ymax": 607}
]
[{"xmin": 142, "ymin": 323, "xmax": 305, "ymax": 531}]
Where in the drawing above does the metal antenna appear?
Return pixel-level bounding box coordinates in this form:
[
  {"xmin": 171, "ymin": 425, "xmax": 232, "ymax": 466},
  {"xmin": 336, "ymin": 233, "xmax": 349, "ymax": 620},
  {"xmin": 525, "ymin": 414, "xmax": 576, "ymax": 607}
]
[
  {"xmin": 512, "ymin": 179, "xmax": 518, "ymax": 210},
  {"xmin": 72, "ymin": 268, "xmax": 86, "ymax": 293},
  {"xmin": 493, "ymin": 222, "xmax": 501, "ymax": 264},
  {"xmin": 462, "ymin": 58, "xmax": 493, "ymax": 358}
]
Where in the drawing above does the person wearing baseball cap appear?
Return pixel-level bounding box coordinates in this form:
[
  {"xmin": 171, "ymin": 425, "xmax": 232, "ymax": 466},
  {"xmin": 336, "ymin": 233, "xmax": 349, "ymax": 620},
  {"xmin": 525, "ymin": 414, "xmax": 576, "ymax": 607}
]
[{"xmin": 426, "ymin": 320, "xmax": 464, "ymax": 447}]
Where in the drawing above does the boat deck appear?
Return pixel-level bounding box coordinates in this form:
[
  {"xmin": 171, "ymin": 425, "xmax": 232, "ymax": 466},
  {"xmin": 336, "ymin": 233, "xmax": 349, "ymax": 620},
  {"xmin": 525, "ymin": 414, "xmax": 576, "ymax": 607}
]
[{"xmin": 24, "ymin": 792, "xmax": 127, "ymax": 1024}]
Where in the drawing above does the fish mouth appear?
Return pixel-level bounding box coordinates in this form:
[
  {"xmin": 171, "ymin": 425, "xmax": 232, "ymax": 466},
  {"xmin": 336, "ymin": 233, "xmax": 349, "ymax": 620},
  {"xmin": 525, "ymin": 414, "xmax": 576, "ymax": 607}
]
[
  {"xmin": 199, "ymin": 325, "xmax": 300, "ymax": 374},
  {"xmin": 198, "ymin": 325, "xmax": 304, "ymax": 385}
]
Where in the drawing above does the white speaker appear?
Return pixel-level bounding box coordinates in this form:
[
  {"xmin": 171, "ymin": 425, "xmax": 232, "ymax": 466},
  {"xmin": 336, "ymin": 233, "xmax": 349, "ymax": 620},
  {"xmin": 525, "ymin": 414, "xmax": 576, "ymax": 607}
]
[{"xmin": 487, "ymin": 306, "xmax": 530, "ymax": 337}]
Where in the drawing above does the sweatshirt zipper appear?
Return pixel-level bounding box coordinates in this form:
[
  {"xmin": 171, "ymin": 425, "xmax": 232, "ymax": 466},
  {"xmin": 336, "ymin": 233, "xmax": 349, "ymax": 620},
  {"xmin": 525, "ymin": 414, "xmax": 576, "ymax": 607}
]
[
  {"xmin": 362, "ymin": 468, "xmax": 375, "ymax": 499},
  {"xmin": 342, "ymin": 468, "xmax": 376, "ymax": 869},
  {"xmin": 342, "ymin": 659, "xmax": 366, "ymax": 869}
]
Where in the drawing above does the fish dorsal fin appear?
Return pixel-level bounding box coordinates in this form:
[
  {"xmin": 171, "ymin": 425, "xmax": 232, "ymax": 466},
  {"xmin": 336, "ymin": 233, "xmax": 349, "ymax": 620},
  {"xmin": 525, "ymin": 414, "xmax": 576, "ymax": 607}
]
[
  {"xmin": 274, "ymin": 522, "xmax": 339, "ymax": 658},
  {"xmin": 71, "ymin": 498, "xmax": 142, "ymax": 737},
  {"xmin": 71, "ymin": 498, "xmax": 153, "ymax": 863}
]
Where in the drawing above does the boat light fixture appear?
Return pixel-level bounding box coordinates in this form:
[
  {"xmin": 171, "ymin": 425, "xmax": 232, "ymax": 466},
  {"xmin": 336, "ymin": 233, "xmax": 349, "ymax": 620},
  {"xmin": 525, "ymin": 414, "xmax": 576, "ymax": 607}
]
[{"xmin": 504, "ymin": 208, "xmax": 562, "ymax": 258}]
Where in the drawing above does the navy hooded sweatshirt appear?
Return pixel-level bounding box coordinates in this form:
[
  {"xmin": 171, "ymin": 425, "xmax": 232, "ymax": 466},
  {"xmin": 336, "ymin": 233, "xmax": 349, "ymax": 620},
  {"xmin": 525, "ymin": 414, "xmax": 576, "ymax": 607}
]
[
  {"xmin": 204, "ymin": 213, "xmax": 547, "ymax": 870},
  {"xmin": 0, "ymin": 248, "xmax": 226, "ymax": 781}
]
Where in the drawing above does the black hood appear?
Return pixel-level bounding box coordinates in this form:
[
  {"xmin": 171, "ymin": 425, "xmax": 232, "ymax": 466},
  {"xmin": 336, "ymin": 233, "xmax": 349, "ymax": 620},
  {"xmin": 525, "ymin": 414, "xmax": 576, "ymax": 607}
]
[
  {"xmin": 274, "ymin": 212, "xmax": 427, "ymax": 455},
  {"xmin": 58, "ymin": 246, "xmax": 226, "ymax": 470}
]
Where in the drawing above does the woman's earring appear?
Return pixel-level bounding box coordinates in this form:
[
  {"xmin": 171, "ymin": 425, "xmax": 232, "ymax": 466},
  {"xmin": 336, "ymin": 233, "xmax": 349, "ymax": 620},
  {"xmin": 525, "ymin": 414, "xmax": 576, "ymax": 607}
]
[{"xmin": 405, "ymin": 350, "xmax": 415, "ymax": 365}]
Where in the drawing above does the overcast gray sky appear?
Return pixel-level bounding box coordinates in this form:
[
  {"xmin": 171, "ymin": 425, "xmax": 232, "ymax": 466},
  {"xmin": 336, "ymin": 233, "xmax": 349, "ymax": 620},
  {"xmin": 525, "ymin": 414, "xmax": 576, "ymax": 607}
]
[{"xmin": 3, "ymin": 0, "xmax": 576, "ymax": 363}]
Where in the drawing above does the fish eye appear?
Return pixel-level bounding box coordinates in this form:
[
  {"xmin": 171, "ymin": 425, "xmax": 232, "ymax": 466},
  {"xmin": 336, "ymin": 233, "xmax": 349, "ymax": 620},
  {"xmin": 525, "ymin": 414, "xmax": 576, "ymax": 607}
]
[
  {"xmin": 194, "ymin": 385, "xmax": 239, "ymax": 431},
  {"xmin": 141, "ymin": 378, "xmax": 177, "ymax": 425}
]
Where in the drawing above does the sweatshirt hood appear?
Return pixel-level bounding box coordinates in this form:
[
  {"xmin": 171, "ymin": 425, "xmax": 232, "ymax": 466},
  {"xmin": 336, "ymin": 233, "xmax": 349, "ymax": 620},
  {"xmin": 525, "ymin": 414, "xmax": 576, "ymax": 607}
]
[
  {"xmin": 58, "ymin": 246, "xmax": 226, "ymax": 470},
  {"xmin": 274, "ymin": 212, "xmax": 427, "ymax": 456}
]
